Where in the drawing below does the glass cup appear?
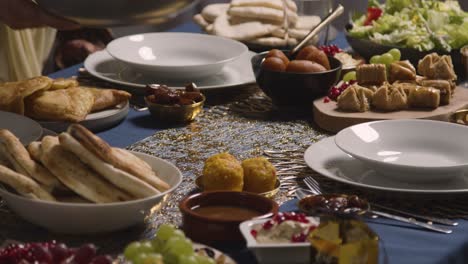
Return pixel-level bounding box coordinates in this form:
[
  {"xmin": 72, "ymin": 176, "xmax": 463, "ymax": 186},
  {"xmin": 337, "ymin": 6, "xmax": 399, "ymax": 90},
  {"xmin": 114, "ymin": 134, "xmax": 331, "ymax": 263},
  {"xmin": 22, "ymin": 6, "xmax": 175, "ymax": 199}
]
[{"xmin": 295, "ymin": 0, "xmax": 334, "ymax": 45}]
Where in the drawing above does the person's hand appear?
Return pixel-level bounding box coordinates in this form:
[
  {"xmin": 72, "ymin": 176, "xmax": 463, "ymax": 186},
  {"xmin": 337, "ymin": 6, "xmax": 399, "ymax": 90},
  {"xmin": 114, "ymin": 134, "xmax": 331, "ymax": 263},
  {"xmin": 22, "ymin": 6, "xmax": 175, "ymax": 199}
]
[{"xmin": 0, "ymin": 0, "xmax": 80, "ymax": 30}]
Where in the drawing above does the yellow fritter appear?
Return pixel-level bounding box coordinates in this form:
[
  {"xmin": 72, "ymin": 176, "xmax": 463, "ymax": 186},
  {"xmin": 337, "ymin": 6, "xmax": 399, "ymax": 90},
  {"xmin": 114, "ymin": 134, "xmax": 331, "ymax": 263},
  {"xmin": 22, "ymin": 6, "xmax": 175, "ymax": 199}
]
[
  {"xmin": 202, "ymin": 152, "xmax": 244, "ymax": 191},
  {"xmin": 242, "ymin": 157, "xmax": 276, "ymax": 193}
]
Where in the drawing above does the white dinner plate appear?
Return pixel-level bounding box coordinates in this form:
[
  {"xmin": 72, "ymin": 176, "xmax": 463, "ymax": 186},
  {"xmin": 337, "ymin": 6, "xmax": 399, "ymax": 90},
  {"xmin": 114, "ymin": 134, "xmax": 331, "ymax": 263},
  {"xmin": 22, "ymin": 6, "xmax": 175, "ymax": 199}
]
[
  {"xmin": 39, "ymin": 101, "xmax": 129, "ymax": 133},
  {"xmin": 106, "ymin": 32, "xmax": 248, "ymax": 79},
  {"xmin": 84, "ymin": 50, "xmax": 256, "ymax": 90},
  {"xmin": 0, "ymin": 111, "xmax": 43, "ymax": 145},
  {"xmin": 304, "ymin": 137, "xmax": 468, "ymax": 194},
  {"xmin": 334, "ymin": 120, "xmax": 468, "ymax": 183}
]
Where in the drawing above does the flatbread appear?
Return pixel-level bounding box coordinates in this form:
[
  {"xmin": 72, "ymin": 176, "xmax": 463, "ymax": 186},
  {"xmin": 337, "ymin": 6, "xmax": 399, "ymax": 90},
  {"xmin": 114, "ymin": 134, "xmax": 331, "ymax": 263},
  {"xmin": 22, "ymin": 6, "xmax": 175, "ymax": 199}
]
[
  {"xmin": 213, "ymin": 13, "xmax": 278, "ymax": 41},
  {"xmin": 229, "ymin": 15, "xmax": 285, "ymax": 26},
  {"xmin": 59, "ymin": 133, "xmax": 160, "ymax": 199},
  {"xmin": 230, "ymin": 0, "xmax": 297, "ymax": 12},
  {"xmin": 193, "ymin": 14, "xmax": 210, "ymax": 28},
  {"xmin": 201, "ymin": 3, "xmax": 230, "ymax": 23},
  {"xmin": 228, "ymin": 6, "xmax": 298, "ymax": 24},
  {"xmin": 87, "ymin": 87, "xmax": 131, "ymax": 112},
  {"xmin": 294, "ymin": 15, "xmax": 321, "ymax": 30},
  {"xmin": 271, "ymin": 28, "xmax": 318, "ymax": 43},
  {"xmin": 0, "ymin": 165, "xmax": 56, "ymax": 201},
  {"xmin": 40, "ymin": 136, "xmax": 131, "ymax": 203},
  {"xmin": 26, "ymin": 141, "xmax": 42, "ymax": 163},
  {"xmin": 0, "ymin": 129, "xmax": 60, "ymax": 189},
  {"xmin": 67, "ymin": 124, "xmax": 170, "ymax": 191},
  {"xmin": 24, "ymin": 87, "xmax": 95, "ymax": 122},
  {"xmin": 0, "ymin": 76, "xmax": 52, "ymax": 115}
]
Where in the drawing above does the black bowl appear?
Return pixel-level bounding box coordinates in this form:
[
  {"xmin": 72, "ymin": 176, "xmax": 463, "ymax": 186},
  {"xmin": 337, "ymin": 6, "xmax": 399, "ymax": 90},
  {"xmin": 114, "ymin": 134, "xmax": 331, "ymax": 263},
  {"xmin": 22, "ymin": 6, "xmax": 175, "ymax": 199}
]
[
  {"xmin": 345, "ymin": 32, "xmax": 465, "ymax": 82},
  {"xmin": 251, "ymin": 51, "xmax": 342, "ymax": 108}
]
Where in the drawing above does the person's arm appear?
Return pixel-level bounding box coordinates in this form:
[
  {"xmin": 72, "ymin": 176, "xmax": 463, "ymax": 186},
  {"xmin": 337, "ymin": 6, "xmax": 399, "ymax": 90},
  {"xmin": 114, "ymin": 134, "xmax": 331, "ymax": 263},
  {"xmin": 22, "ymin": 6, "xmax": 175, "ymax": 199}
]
[{"xmin": 0, "ymin": 0, "xmax": 79, "ymax": 30}]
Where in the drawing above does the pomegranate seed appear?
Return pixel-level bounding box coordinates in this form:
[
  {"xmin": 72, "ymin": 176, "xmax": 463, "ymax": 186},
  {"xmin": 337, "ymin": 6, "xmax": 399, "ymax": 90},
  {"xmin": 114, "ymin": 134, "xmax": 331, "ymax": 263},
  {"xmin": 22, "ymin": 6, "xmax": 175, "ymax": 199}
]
[{"xmin": 250, "ymin": 230, "xmax": 258, "ymax": 238}]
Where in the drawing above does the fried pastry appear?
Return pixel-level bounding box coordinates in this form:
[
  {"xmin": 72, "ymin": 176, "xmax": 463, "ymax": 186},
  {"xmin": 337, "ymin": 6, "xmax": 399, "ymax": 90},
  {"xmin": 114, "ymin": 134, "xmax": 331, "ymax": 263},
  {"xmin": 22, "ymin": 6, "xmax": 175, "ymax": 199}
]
[
  {"xmin": 87, "ymin": 87, "xmax": 131, "ymax": 112},
  {"xmin": 24, "ymin": 87, "xmax": 95, "ymax": 122},
  {"xmin": 372, "ymin": 83, "xmax": 408, "ymax": 111},
  {"xmin": 0, "ymin": 76, "xmax": 52, "ymax": 115},
  {"xmin": 59, "ymin": 132, "xmax": 160, "ymax": 198},
  {"xmin": 337, "ymin": 84, "xmax": 375, "ymax": 112},
  {"xmin": 389, "ymin": 60, "xmax": 416, "ymax": 83},
  {"xmin": 417, "ymin": 53, "xmax": 457, "ymax": 80},
  {"xmin": 407, "ymin": 87, "xmax": 440, "ymax": 109},
  {"xmin": 0, "ymin": 129, "xmax": 61, "ymax": 190},
  {"xmin": 356, "ymin": 64, "xmax": 387, "ymax": 85},
  {"xmin": 40, "ymin": 136, "xmax": 131, "ymax": 203},
  {"xmin": 420, "ymin": 80, "xmax": 451, "ymax": 105},
  {"xmin": 67, "ymin": 124, "xmax": 170, "ymax": 191},
  {"xmin": 0, "ymin": 165, "xmax": 56, "ymax": 201},
  {"xmin": 50, "ymin": 78, "xmax": 79, "ymax": 90}
]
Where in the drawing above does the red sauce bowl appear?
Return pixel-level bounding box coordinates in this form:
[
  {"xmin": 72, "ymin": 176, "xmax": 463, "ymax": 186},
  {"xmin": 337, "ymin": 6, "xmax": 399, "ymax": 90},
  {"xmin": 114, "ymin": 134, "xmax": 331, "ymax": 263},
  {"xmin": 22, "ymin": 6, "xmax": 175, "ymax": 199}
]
[{"xmin": 179, "ymin": 191, "xmax": 278, "ymax": 244}]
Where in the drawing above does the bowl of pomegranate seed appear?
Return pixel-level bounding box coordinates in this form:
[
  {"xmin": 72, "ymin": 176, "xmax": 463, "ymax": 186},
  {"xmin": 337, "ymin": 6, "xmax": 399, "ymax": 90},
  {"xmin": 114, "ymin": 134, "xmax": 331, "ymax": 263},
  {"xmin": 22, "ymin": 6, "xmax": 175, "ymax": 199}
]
[{"xmin": 239, "ymin": 212, "xmax": 319, "ymax": 264}]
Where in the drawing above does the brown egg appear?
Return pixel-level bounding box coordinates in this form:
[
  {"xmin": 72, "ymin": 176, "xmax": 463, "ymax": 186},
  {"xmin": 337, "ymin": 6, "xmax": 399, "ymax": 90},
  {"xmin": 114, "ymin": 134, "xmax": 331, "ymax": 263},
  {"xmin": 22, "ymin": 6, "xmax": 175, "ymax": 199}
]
[
  {"xmin": 266, "ymin": 49, "xmax": 290, "ymax": 65},
  {"xmin": 262, "ymin": 57, "xmax": 287, "ymax": 72},
  {"xmin": 296, "ymin": 45, "xmax": 331, "ymax": 70},
  {"xmin": 286, "ymin": 60, "xmax": 327, "ymax": 73}
]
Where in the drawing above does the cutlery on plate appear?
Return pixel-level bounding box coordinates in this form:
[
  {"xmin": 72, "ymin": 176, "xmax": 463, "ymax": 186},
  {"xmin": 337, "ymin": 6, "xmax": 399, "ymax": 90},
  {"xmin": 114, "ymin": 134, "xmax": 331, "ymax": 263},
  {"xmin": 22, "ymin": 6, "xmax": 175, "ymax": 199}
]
[{"xmin": 300, "ymin": 177, "xmax": 453, "ymax": 234}]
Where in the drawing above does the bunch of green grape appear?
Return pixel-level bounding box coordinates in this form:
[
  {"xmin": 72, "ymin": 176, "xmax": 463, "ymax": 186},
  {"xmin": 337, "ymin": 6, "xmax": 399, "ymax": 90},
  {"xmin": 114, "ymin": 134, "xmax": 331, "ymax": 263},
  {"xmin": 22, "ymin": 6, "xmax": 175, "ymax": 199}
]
[
  {"xmin": 369, "ymin": 48, "xmax": 401, "ymax": 66},
  {"xmin": 124, "ymin": 224, "xmax": 215, "ymax": 264}
]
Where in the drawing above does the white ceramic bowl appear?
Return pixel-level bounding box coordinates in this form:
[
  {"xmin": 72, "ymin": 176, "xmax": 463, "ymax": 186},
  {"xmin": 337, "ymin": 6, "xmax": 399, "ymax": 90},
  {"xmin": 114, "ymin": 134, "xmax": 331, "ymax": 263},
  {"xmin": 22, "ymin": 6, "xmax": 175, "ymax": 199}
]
[
  {"xmin": 106, "ymin": 32, "xmax": 248, "ymax": 79},
  {"xmin": 0, "ymin": 151, "xmax": 182, "ymax": 234},
  {"xmin": 335, "ymin": 120, "xmax": 468, "ymax": 183},
  {"xmin": 239, "ymin": 217, "xmax": 318, "ymax": 264}
]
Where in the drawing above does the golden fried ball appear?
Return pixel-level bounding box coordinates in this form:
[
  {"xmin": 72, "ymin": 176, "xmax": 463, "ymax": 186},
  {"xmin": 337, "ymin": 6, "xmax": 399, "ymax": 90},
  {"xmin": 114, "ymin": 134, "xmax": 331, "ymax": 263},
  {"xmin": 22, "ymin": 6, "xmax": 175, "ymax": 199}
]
[
  {"xmin": 202, "ymin": 153, "xmax": 244, "ymax": 191},
  {"xmin": 242, "ymin": 157, "xmax": 277, "ymax": 193}
]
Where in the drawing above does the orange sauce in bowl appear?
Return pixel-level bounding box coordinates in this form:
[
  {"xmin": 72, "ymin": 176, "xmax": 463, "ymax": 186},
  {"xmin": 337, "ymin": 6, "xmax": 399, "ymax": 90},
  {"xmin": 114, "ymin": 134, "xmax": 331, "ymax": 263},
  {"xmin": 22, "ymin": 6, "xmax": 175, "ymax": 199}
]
[{"xmin": 192, "ymin": 205, "xmax": 261, "ymax": 221}]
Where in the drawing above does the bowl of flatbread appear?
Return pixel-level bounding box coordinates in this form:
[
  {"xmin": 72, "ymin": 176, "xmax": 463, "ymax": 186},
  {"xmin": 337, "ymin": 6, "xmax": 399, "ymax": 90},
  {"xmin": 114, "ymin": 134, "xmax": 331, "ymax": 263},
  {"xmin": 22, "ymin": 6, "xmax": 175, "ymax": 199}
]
[
  {"xmin": 0, "ymin": 124, "xmax": 182, "ymax": 234},
  {"xmin": 193, "ymin": 0, "xmax": 321, "ymax": 52}
]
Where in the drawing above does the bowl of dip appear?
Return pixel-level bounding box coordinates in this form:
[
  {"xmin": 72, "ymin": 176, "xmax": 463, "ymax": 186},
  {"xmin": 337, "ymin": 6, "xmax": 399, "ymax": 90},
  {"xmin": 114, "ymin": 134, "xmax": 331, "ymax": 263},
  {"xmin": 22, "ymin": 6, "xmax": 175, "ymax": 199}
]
[{"xmin": 179, "ymin": 191, "xmax": 278, "ymax": 244}]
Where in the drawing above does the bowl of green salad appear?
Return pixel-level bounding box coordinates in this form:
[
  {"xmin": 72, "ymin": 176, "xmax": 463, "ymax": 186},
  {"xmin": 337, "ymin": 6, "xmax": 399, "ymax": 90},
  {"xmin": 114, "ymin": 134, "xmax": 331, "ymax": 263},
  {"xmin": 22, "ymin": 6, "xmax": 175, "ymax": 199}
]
[{"xmin": 346, "ymin": 0, "xmax": 467, "ymax": 81}]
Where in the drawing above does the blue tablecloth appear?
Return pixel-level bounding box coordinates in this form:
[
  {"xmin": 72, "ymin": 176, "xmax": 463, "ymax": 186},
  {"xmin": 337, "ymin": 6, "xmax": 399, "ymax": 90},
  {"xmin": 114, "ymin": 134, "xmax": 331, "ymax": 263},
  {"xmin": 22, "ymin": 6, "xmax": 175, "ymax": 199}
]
[{"xmin": 48, "ymin": 21, "xmax": 468, "ymax": 264}]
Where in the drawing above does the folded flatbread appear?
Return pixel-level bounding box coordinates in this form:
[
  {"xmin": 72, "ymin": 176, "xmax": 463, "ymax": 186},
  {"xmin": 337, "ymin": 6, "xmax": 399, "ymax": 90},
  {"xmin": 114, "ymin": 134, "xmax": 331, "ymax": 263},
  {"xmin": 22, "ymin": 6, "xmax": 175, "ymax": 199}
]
[
  {"xmin": 87, "ymin": 87, "xmax": 131, "ymax": 112},
  {"xmin": 59, "ymin": 132, "xmax": 160, "ymax": 198},
  {"xmin": 0, "ymin": 129, "xmax": 61, "ymax": 190},
  {"xmin": 50, "ymin": 78, "xmax": 79, "ymax": 90},
  {"xmin": 24, "ymin": 87, "xmax": 95, "ymax": 122},
  {"xmin": 67, "ymin": 124, "xmax": 170, "ymax": 191},
  {"xmin": 0, "ymin": 165, "xmax": 56, "ymax": 201},
  {"xmin": 0, "ymin": 76, "xmax": 52, "ymax": 115},
  {"xmin": 40, "ymin": 136, "xmax": 131, "ymax": 203}
]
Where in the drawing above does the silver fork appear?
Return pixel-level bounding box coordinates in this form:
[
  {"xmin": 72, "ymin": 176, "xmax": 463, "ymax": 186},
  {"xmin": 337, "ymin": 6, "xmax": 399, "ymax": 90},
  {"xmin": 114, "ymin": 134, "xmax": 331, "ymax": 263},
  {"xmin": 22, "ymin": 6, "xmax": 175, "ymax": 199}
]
[{"xmin": 301, "ymin": 177, "xmax": 453, "ymax": 234}]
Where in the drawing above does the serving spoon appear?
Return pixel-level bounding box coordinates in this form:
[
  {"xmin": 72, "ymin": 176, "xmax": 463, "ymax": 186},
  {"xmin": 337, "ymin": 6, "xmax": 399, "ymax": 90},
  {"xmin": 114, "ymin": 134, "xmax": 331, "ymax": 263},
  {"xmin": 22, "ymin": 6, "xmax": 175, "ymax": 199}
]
[{"xmin": 289, "ymin": 4, "xmax": 344, "ymax": 59}]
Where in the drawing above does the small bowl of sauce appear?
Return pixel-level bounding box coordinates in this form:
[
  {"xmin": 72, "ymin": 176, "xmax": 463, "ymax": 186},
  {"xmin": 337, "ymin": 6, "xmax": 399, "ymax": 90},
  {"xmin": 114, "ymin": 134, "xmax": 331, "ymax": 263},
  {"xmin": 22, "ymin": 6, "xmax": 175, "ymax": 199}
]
[{"xmin": 179, "ymin": 191, "xmax": 278, "ymax": 244}]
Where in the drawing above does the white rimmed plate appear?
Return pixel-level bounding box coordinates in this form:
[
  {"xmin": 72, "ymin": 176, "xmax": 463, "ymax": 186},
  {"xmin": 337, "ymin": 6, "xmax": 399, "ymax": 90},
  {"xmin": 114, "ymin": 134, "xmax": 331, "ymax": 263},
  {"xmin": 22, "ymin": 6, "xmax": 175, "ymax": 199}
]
[
  {"xmin": 84, "ymin": 50, "xmax": 256, "ymax": 90},
  {"xmin": 305, "ymin": 136, "xmax": 468, "ymax": 194},
  {"xmin": 0, "ymin": 151, "xmax": 182, "ymax": 234},
  {"xmin": 334, "ymin": 120, "xmax": 468, "ymax": 183},
  {"xmin": 106, "ymin": 32, "xmax": 248, "ymax": 79},
  {"xmin": 38, "ymin": 100, "xmax": 129, "ymax": 133},
  {"xmin": 0, "ymin": 111, "xmax": 43, "ymax": 145}
]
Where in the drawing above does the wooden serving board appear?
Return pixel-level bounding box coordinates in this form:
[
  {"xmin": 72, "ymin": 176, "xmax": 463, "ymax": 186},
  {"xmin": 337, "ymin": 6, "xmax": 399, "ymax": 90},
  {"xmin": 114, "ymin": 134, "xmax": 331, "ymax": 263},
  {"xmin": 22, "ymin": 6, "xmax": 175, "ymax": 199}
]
[{"xmin": 313, "ymin": 86, "xmax": 468, "ymax": 133}]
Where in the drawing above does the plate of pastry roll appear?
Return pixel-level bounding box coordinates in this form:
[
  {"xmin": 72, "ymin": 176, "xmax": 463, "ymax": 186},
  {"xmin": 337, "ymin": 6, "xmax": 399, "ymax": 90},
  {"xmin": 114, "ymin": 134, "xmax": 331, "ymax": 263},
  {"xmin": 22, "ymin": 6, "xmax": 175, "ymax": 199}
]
[
  {"xmin": 0, "ymin": 76, "xmax": 131, "ymax": 132},
  {"xmin": 0, "ymin": 124, "xmax": 182, "ymax": 234},
  {"xmin": 314, "ymin": 52, "xmax": 467, "ymax": 133}
]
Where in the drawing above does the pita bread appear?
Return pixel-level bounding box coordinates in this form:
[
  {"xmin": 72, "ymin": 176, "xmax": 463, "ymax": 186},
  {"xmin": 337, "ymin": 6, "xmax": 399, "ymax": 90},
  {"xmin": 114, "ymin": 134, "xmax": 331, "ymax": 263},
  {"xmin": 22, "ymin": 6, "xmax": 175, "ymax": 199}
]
[
  {"xmin": 59, "ymin": 133, "xmax": 160, "ymax": 198},
  {"xmin": 247, "ymin": 36, "xmax": 298, "ymax": 47},
  {"xmin": 50, "ymin": 78, "xmax": 79, "ymax": 90},
  {"xmin": 40, "ymin": 136, "xmax": 131, "ymax": 203},
  {"xmin": 0, "ymin": 165, "xmax": 56, "ymax": 201},
  {"xmin": 213, "ymin": 13, "xmax": 278, "ymax": 41},
  {"xmin": 228, "ymin": 15, "xmax": 285, "ymax": 26},
  {"xmin": 228, "ymin": 6, "xmax": 298, "ymax": 24},
  {"xmin": 67, "ymin": 124, "xmax": 170, "ymax": 191},
  {"xmin": 24, "ymin": 87, "xmax": 95, "ymax": 122},
  {"xmin": 87, "ymin": 87, "xmax": 131, "ymax": 112},
  {"xmin": 205, "ymin": 24, "xmax": 214, "ymax": 34},
  {"xmin": 0, "ymin": 129, "xmax": 60, "ymax": 189},
  {"xmin": 0, "ymin": 76, "xmax": 52, "ymax": 115},
  {"xmin": 294, "ymin": 16, "xmax": 321, "ymax": 30},
  {"xmin": 26, "ymin": 141, "xmax": 42, "ymax": 163},
  {"xmin": 201, "ymin": 3, "xmax": 229, "ymax": 23},
  {"xmin": 230, "ymin": 0, "xmax": 297, "ymax": 12}
]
